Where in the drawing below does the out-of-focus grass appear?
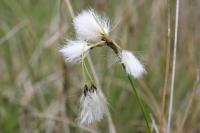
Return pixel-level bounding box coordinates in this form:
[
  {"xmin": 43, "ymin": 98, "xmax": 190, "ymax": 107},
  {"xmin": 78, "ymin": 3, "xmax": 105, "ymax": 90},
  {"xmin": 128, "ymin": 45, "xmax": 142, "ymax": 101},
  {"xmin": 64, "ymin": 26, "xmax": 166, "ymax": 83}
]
[{"xmin": 0, "ymin": 0, "xmax": 200, "ymax": 132}]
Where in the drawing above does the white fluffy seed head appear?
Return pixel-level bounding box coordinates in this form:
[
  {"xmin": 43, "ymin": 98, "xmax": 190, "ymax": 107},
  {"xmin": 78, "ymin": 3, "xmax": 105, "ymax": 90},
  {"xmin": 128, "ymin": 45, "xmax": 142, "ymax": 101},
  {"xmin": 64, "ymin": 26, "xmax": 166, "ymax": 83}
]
[
  {"xmin": 73, "ymin": 9, "xmax": 110, "ymax": 42},
  {"xmin": 120, "ymin": 50, "xmax": 146, "ymax": 79},
  {"xmin": 78, "ymin": 85, "xmax": 108, "ymax": 125},
  {"xmin": 59, "ymin": 40, "xmax": 91, "ymax": 63}
]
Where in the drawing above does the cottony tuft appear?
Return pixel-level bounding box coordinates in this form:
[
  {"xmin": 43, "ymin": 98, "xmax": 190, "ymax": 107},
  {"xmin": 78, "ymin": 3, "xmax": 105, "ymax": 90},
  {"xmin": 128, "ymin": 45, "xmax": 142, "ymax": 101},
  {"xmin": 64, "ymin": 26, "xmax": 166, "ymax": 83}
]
[
  {"xmin": 120, "ymin": 50, "xmax": 146, "ymax": 78},
  {"xmin": 78, "ymin": 85, "xmax": 108, "ymax": 125},
  {"xmin": 73, "ymin": 9, "xmax": 110, "ymax": 42},
  {"xmin": 59, "ymin": 40, "xmax": 91, "ymax": 63}
]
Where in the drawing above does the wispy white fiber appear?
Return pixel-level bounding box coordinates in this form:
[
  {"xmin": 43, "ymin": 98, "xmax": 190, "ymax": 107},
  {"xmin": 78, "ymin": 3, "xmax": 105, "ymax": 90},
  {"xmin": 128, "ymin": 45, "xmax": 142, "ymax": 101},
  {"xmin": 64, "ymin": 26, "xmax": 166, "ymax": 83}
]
[
  {"xmin": 120, "ymin": 50, "xmax": 146, "ymax": 79},
  {"xmin": 78, "ymin": 86, "xmax": 108, "ymax": 125},
  {"xmin": 59, "ymin": 40, "xmax": 91, "ymax": 63},
  {"xmin": 73, "ymin": 9, "xmax": 110, "ymax": 42}
]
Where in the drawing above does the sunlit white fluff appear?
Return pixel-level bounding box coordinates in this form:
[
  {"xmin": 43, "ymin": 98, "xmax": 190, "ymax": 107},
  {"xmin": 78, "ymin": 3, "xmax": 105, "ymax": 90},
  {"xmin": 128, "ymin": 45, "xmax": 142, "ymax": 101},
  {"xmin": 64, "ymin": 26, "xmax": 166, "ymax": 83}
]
[
  {"xmin": 59, "ymin": 40, "xmax": 91, "ymax": 63},
  {"xmin": 120, "ymin": 50, "xmax": 146, "ymax": 79},
  {"xmin": 73, "ymin": 9, "xmax": 110, "ymax": 42},
  {"xmin": 78, "ymin": 85, "xmax": 108, "ymax": 125}
]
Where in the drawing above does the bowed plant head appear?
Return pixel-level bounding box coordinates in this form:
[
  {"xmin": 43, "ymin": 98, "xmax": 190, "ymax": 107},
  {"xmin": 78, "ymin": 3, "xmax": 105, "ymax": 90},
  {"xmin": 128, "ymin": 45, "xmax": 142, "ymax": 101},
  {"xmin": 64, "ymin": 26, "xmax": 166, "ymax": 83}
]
[{"xmin": 59, "ymin": 9, "xmax": 149, "ymax": 132}]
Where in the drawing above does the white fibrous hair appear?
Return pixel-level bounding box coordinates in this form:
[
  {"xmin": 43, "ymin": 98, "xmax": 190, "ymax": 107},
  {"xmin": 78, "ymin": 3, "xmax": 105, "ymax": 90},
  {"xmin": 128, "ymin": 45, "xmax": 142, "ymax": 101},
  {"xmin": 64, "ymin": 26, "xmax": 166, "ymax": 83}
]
[
  {"xmin": 120, "ymin": 50, "xmax": 146, "ymax": 79},
  {"xmin": 78, "ymin": 85, "xmax": 108, "ymax": 125},
  {"xmin": 59, "ymin": 40, "xmax": 91, "ymax": 63},
  {"xmin": 73, "ymin": 9, "xmax": 110, "ymax": 42}
]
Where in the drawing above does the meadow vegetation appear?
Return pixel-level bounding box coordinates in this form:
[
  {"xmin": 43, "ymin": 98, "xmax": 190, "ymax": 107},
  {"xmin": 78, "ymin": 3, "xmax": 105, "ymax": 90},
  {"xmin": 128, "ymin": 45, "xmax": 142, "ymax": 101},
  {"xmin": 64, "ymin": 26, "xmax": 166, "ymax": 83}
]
[{"xmin": 0, "ymin": 0, "xmax": 199, "ymax": 132}]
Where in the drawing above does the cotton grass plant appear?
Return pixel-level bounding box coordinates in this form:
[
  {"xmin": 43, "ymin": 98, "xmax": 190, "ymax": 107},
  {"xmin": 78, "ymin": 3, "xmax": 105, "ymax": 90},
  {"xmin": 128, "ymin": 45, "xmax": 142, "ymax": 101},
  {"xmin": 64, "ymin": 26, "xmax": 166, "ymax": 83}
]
[
  {"xmin": 60, "ymin": 9, "xmax": 150, "ymax": 132},
  {"xmin": 78, "ymin": 84, "xmax": 108, "ymax": 125}
]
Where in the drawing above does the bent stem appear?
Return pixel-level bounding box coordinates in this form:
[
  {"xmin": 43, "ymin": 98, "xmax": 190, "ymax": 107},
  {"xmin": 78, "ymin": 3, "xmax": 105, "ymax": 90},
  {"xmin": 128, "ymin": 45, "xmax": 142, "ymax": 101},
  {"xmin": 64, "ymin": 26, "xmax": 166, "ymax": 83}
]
[
  {"xmin": 81, "ymin": 46, "xmax": 93, "ymax": 84},
  {"xmin": 91, "ymin": 41, "xmax": 105, "ymax": 48},
  {"xmin": 127, "ymin": 74, "xmax": 151, "ymax": 133},
  {"xmin": 104, "ymin": 38, "xmax": 151, "ymax": 133}
]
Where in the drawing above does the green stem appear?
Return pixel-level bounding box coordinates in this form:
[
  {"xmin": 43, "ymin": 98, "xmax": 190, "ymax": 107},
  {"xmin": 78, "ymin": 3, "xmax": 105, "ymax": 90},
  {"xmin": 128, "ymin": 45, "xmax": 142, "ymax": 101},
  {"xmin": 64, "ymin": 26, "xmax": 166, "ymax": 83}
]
[
  {"xmin": 83, "ymin": 16, "xmax": 151, "ymax": 131},
  {"xmin": 105, "ymin": 39, "xmax": 151, "ymax": 132},
  {"xmin": 127, "ymin": 74, "xmax": 151, "ymax": 133},
  {"xmin": 81, "ymin": 46, "xmax": 93, "ymax": 84},
  {"xmin": 83, "ymin": 58, "xmax": 93, "ymax": 83}
]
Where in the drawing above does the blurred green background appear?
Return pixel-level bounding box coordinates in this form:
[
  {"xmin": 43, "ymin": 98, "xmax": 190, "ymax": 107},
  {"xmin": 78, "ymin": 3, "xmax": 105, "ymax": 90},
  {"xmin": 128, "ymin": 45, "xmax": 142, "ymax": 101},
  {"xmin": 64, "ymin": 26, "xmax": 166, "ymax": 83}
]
[{"xmin": 0, "ymin": 0, "xmax": 199, "ymax": 132}]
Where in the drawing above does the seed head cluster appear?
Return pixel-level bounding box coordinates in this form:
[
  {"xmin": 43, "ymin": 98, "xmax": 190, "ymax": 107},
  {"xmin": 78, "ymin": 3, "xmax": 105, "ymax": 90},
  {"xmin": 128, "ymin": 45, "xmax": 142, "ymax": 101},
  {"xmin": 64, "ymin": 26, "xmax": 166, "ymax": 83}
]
[
  {"xmin": 73, "ymin": 10, "xmax": 110, "ymax": 42},
  {"xmin": 59, "ymin": 9, "xmax": 146, "ymax": 125},
  {"xmin": 59, "ymin": 40, "xmax": 91, "ymax": 63},
  {"xmin": 78, "ymin": 85, "xmax": 107, "ymax": 125},
  {"xmin": 120, "ymin": 50, "xmax": 146, "ymax": 78}
]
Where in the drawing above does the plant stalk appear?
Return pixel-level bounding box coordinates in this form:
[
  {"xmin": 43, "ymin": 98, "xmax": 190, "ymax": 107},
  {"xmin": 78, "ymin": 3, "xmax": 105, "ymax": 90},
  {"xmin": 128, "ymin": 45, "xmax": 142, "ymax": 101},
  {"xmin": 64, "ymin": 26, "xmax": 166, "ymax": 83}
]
[
  {"xmin": 167, "ymin": 0, "xmax": 180, "ymax": 132},
  {"xmin": 104, "ymin": 38, "xmax": 151, "ymax": 133},
  {"xmin": 159, "ymin": 0, "xmax": 171, "ymax": 132},
  {"xmin": 127, "ymin": 74, "xmax": 151, "ymax": 133}
]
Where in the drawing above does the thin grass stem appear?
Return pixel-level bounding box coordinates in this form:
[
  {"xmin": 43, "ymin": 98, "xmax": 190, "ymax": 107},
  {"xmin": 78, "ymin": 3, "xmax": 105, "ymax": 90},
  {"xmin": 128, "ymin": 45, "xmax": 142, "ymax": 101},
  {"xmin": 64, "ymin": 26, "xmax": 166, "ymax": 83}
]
[
  {"xmin": 81, "ymin": 46, "xmax": 94, "ymax": 83},
  {"xmin": 91, "ymin": 41, "xmax": 105, "ymax": 48},
  {"xmin": 83, "ymin": 58, "xmax": 94, "ymax": 83},
  {"xmin": 63, "ymin": 0, "xmax": 75, "ymax": 18},
  {"xmin": 127, "ymin": 74, "xmax": 151, "ymax": 133},
  {"xmin": 159, "ymin": 0, "xmax": 171, "ymax": 132},
  {"xmin": 105, "ymin": 38, "xmax": 151, "ymax": 133},
  {"xmin": 177, "ymin": 69, "xmax": 199, "ymax": 133},
  {"xmin": 167, "ymin": 0, "xmax": 180, "ymax": 132}
]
